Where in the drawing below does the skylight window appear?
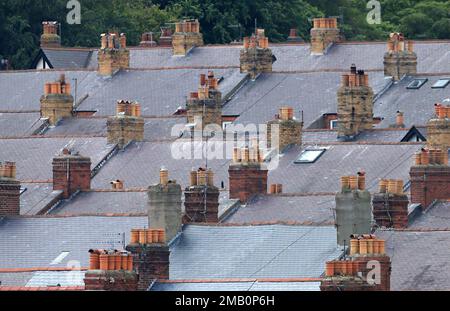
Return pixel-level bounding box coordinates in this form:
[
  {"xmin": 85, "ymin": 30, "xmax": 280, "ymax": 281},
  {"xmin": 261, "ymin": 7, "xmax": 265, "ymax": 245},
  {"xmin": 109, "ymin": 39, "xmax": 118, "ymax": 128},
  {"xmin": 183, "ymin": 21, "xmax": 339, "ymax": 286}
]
[
  {"xmin": 294, "ymin": 148, "xmax": 326, "ymax": 164},
  {"xmin": 406, "ymin": 78, "xmax": 428, "ymax": 89},
  {"xmin": 432, "ymin": 79, "xmax": 450, "ymax": 89}
]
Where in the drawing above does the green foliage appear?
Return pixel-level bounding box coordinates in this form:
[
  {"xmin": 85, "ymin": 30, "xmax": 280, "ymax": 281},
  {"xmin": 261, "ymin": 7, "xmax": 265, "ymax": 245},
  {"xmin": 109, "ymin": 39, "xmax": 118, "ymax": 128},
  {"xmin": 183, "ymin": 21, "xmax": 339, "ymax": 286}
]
[{"xmin": 1, "ymin": 0, "xmax": 450, "ymax": 69}]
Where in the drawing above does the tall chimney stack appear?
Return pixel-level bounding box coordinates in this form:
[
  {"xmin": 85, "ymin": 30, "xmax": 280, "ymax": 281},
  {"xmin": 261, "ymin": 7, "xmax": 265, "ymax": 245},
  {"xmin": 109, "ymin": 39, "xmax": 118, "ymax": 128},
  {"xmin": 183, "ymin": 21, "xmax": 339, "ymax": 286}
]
[
  {"xmin": 321, "ymin": 235, "xmax": 391, "ymax": 291},
  {"xmin": 427, "ymin": 104, "xmax": 450, "ymax": 152},
  {"xmin": 98, "ymin": 32, "xmax": 130, "ymax": 76},
  {"xmin": 107, "ymin": 100, "xmax": 145, "ymax": 149},
  {"xmin": 335, "ymin": 173, "xmax": 372, "ymax": 246},
  {"xmin": 337, "ymin": 65, "xmax": 374, "ymax": 139},
  {"xmin": 52, "ymin": 148, "xmax": 91, "ymax": 199},
  {"xmin": 372, "ymin": 179, "xmax": 409, "ymax": 229},
  {"xmin": 148, "ymin": 169, "xmax": 182, "ymax": 243},
  {"xmin": 267, "ymin": 106, "xmax": 303, "ymax": 153},
  {"xmin": 172, "ymin": 19, "xmax": 203, "ymax": 56},
  {"xmin": 410, "ymin": 148, "xmax": 450, "ymax": 209},
  {"xmin": 40, "ymin": 21, "xmax": 61, "ymax": 48},
  {"xmin": 186, "ymin": 71, "xmax": 222, "ymax": 131},
  {"xmin": 310, "ymin": 18, "xmax": 341, "ymax": 55},
  {"xmin": 240, "ymin": 29, "xmax": 274, "ymax": 79},
  {"xmin": 183, "ymin": 168, "xmax": 220, "ymax": 224},
  {"xmin": 228, "ymin": 145, "xmax": 268, "ymax": 203},
  {"xmin": 384, "ymin": 33, "xmax": 417, "ymax": 80},
  {"xmin": 40, "ymin": 74, "xmax": 73, "ymax": 125},
  {"xmin": 0, "ymin": 162, "xmax": 21, "ymax": 217},
  {"xmin": 126, "ymin": 228, "xmax": 170, "ymax": 291}
]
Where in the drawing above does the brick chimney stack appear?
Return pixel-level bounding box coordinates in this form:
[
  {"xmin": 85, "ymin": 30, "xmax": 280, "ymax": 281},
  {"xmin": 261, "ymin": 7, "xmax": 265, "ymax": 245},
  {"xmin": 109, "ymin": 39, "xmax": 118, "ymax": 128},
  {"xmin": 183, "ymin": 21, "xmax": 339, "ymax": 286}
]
[
  {"xmin": 310, "ymin": 18, "xmax": 341, "ymax": 55},
  {"xmin": 183, "ymin": 168, "xmax": 220, "ymax": 224},
  {"xmin": 98, "ymin": 32, "xmax": 130, "ymax": 76},
  {"xmin": 148, "ymin": 169, "xmax": 182, "ymax": 243},
  {"xmin": 107, "ymin": 100, "xmax": 145, "ymax": 149},
  {"xmin": 172, "ymin": 19, "xmax": 203, "ymax": 56},
  {"xmin": 384, "ymin": 33, "xmax": 417, "ymax": 80},
  {"xmin": 186, "ymin": 71, "xmax": 222, "ymax": 131},
  {"xmin": 337, "ymin": 65, "xmax": 374, "ymax": 139},
  {"xmin": 228, "ymin": 145, "xmax": 268, "ymax": 203},
  {"xmin": 84, "ymin": 249, "xmax": 138, "ymax": 291},
  {"xmin": 267, "ymin": 106, "xmax": 303, "ymax": 153},
  {"xmin": 40, "ymin": 74, "xmax": 73, "ymax": 125},
  {"xmin": 240, "ymin": 29, "xmax": 274, "ymax": 79},
  {"xmin": 158, "ymin": 27, "xmax": 173, "ymax": 47},
  {"xmin": 335, "ymin": 173, "xmax": 372, "ymax": 246},
  {"xmin": 0, "ymin": 162, "xmax": 20, "ymax": 217},
  {"xmin": 40, "ymin": 21, "xmax": 61, "ymax": 48},
  {"xmin": 410, "ymin": 148, "xmax": 450, "ymax": 209},
  {"xmin": 52, "ymin": 148, "xmax": 91, "ymax": 199},
  {"xmin": 427, "ymin": 104, "xmax": 450, "ymax": 152},
  {"xmin": 126, "ymin": 228, "xmax": 170, "ymax": 291},
  {"xmin": 372, "ymin": 179, "xmax": 409, "ymax": 229},
  {"xmin": 139, "ymin": 32, "xmax": 157, "ymax": 47},
  {"xmin": 321, "ymin": 235, "xmax": 391, "ymax": 291}
]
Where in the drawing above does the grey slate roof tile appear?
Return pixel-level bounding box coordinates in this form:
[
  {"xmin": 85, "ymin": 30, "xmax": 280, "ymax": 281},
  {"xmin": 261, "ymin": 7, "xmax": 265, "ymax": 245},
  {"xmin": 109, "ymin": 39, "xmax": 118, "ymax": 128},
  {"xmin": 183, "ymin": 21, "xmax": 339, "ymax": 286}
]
[
  {"xmin": 20, "ymin": 183, "xmax": 61, "ymax": 215},
  {"xmin": 0, "ymin": 216, "xmax": 148, "ymax": 269},
  {"xmin": 42, "ymin": 48, "xmax": 93, "ymax": 69},
  {"xmin": 77, "ymin": 69, "xmax": 246, "ymax": 117},
  {"xmin": 223, "ymin": 71, "xmax": 389, "ymax": 128},
  {"xmin": 409, "ymin": 201, "xmax": 450, "ymax": 230},
  {"xmin": 151, "ymin": 280, "xmax": 321, "ymax": 291},
  {"xmin": 0, "ymin": 137, "xmax": 114, "ymax": 180},
  {"xmin": 0, "ymin": 113, "xmax": 43, "ymax": 137},
  {"xmin": 50, "ymin": 191, "xmax": 147, "ymax": 215},
  {"xmin": 169, "ymin": 225, "xmax": 341, "ymax": 279},
  {"xmin": 377, "ymin": 230, "xmax": 450, "ymax": 291},
  {"xmin": 225, "ymin": 194, "xmax": 335, "ymax": 225},
  {"xmin": 374, "ymin": 75, "xmax": 450, "ymax": 128}
]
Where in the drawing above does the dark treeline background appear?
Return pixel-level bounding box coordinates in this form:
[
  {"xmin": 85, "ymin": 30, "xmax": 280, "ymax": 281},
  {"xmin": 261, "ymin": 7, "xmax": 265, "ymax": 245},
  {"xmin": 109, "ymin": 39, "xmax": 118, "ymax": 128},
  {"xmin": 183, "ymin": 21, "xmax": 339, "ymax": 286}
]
[{"xmin": 1, "ymin": 0, "xmax": 449, "ymax": 69}]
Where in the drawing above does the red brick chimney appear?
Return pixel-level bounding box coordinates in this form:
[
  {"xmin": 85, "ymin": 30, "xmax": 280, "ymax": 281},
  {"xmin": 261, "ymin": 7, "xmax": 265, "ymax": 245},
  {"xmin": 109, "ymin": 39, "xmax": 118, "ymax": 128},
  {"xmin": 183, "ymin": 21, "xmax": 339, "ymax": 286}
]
[
  {"xmin": 40, "ymin": 21, "xmax": 61, "ymax": 48},
  {"xmin": 126, "ymin": 229, "xmax": 169, "ymax": 291},
  {"xmin": 228, "ymin": 146, "xmax": 268, "ymax": 203},
  {"xmin": 183, "ymin": 168, "xmax": 220, "ymax": 224},
  {"xmin": 139, "ymin": 32, "xmax": 157, "ymax": 47},
  {"xmin": 410, "ymin": 148, "xmax": 450, "ymax": 209},
  {"xmin": 0, "ymin": 162, "xmax": 20, "ymax": 217},
  {"xmin": 52, "ymin": 148, "xmax": 91, "ymax": 199},
  {"xmin": 321, "ymin": 235, "xmax": 391, "ymax": 291},
  {"xmin": 158, "ymin": 27, "xmax": 173, "ymax": 47},
  {"xmin": 84, "ymin": 249, "xmax": 138, "ymax": 291},
  {"xmin": 372, "ymin": 179, "xmax": 409, "ymax": 229}
]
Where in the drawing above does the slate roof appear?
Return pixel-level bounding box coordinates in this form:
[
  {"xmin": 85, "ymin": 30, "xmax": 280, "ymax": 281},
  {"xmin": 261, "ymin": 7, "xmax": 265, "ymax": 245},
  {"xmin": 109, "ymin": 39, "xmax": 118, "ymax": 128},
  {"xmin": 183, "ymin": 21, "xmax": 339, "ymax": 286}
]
[
  {"xmin": 50, "ymin": 191, "xmax": 147, "ymax": 216},
  {"xmin": 374, "ymin": 75, "xmax": 450, "ymax": 128},
  {"xmin": 41, "ymin": 48, "xmax": 93, "ymax": 69},
  {"xmin": 91, "ymin": 140, "xmax": 230, "ymax": 189},
  {"xmin": 0, "ymin": 137, "xmax": 114, "ymax": 180},
  {"xmin": 268, "ymin": 143, "xmax": 422, "ymax": 193},
  {"xmin": 223, "ymin": 71, "xmax": 389, "ymax": 128},
  {"xmin": 169, "ymin": 224, "xmax": 342, "ymax": 279},
  {"xmin": 225, "ymin": 194, "xmax": 335, "ymax": 225},
  {"xmin": 151, "ymin": 280, "xmax": 321, "ymax": 291},
  {"xmin": 0, "ymin": 70, "xmax": 101, "ymax": 111},
  {"xmin": 0, "ymin": 216, "xmax": 148, "ymax": 269},
  {"xmin": 302, "ymin": 129, "xmax": 412, "ymax": 143},
  {"xmin": 20, "ymin": 183, "xmax": 62, "ymax": 216},
  {"xmin": 377, "ymin": 229, "xmax": 450, "ymax": 291},
  {"xmin": 0, "ymin": 113, "xmax": 44, "ymax": 137},
  {"xmin": 77, "ymin": 69, "xmax": 247, "ymax": 117},
  {"xmin": 0, "ymin": 272, "xmax": 34, "ymax": 286},
  {"xmin": 409, "ymin": 201, "xmax": 450, "ymax": 230},
  {"xmin": 84, "ymin": 41, "xmax": 450, "ymax": 73}
]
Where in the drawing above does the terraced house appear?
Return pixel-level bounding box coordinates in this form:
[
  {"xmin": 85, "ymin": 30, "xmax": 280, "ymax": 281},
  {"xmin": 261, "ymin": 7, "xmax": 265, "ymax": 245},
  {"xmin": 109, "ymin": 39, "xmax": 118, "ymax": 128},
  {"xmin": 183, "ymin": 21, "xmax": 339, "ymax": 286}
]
[{"xmin": 1, "ymin": 17, "xmax": 450, "ymax": 292}]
